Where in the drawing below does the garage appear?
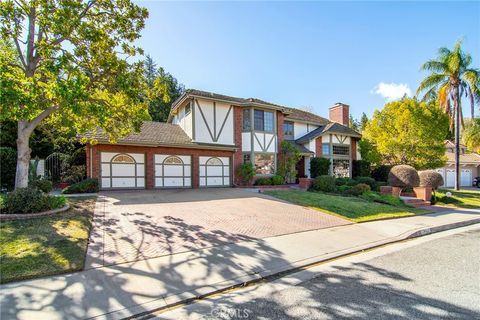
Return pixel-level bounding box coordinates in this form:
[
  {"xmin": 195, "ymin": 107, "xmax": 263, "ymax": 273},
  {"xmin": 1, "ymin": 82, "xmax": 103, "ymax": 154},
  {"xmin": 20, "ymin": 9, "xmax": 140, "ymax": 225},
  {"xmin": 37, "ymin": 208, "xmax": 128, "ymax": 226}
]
[
  {"xmin": 461, "ymin": 169, "xmax": 472, "ymax": 187},
  {"xmin": 155, "ymin": 154, "xmax": 192, "ymax": 188},
  {"xmin": 199, "ymin": 156, "xmax": 231, "ymax": 187},
  {"xmin": 442, "ymin": 168, "xmax": 473, "ymax": 187},
  {"xmin": 100, "ymin": 152, "xmax": 145, "ymax": 189}
]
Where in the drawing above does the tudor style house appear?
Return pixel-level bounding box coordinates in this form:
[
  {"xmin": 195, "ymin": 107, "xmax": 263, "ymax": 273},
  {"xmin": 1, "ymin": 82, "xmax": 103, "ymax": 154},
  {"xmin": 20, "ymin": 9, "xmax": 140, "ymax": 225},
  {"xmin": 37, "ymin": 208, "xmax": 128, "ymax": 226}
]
[{"xmin": 85, "ymin": 89, "xmax": 361, "ymax": 189}]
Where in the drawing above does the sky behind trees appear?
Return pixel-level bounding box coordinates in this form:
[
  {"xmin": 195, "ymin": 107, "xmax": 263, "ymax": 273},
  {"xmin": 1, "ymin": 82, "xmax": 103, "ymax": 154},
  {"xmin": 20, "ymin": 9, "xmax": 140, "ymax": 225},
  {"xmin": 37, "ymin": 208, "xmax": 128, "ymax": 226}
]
[{"xmin": 135, "ymin": 1, "xmax": 480, "ymax": 119}]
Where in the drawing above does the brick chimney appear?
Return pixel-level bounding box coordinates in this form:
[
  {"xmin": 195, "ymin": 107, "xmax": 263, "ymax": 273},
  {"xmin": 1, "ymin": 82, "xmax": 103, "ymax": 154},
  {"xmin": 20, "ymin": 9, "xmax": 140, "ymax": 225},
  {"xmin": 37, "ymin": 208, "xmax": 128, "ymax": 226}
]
[{"xmin": 329, "ymin": 103, "xmax": 349, "ymax": 126}]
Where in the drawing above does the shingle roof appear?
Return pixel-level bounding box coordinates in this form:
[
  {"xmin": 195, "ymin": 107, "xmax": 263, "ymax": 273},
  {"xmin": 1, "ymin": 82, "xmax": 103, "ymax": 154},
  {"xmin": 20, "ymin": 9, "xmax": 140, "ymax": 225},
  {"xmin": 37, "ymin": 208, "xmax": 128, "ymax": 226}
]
[
  {"xmin": 293, "ymin": 142, "xmax": 314, "ymax": 155},
  {"xmin": 83, "ymin": 121, "xmax": 234, "ymax": 150},
  {"xmin": 296, "ymin": 122, "xmax": 361, "ymax": 144},
  {"xmin": 446, "ymin": 151, "xmax": 480, "ymax": 164},
  {"xmin": 284, "ymin": 108, "xmax": 330, "ymax": 126}
]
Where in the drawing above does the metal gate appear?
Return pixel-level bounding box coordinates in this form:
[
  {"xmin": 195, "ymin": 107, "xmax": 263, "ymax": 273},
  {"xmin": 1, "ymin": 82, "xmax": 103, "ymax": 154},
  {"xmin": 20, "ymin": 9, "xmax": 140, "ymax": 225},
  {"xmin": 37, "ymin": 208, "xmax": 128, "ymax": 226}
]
[{"xmin": 45, "ymin": 152, "xmax": 67, "ymax": 183}]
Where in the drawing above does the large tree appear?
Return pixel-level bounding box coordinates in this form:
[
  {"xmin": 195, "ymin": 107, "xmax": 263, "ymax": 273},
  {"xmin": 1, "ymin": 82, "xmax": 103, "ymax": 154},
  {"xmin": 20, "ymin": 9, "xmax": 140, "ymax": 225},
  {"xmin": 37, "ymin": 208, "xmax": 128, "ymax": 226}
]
[
  {"xmin": 462, "ymin": 118, "xmax": 480, "ymax": 153},
  {"xmin": 0, "ymin": 1, "xmax": 150, "ymax": 188},
  {"xmin": 363, "ymin": 98, "xmax": 449, "ymax": 170},
  {"xmin": 144, "ymin": 55, "xmax": 185, "ymax": 122},
  {"xmin": 416, "ymin": 40, "xmax": 480, "ymax": 189}
]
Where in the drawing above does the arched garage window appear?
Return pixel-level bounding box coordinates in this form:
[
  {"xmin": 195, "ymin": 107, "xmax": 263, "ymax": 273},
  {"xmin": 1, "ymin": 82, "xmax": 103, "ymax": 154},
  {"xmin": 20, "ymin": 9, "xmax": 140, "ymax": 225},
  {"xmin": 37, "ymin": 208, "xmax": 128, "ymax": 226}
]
[
  {"xmin": 206, "ymin": 157, "xmax": 223, "ymax": 166},
  {"xmin": 163, "ymin": 156, "xmax": 183, "ymax": 165},
  {"xmin": 111, "ymin": 154, "xmax": 135, "ymax": 163}
]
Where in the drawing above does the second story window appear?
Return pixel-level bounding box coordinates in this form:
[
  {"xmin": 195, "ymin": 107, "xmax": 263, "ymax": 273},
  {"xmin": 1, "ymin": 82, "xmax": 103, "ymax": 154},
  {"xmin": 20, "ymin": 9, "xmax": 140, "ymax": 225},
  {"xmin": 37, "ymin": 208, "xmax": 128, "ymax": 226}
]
[
  {"xmin": 243, "ymin": 109, "xmax": 251, "ymax": 130},
  {"xmin": 322, "ymin": 143, "xmax": 330, "ymax": 155},
  {"xmin": 254, "ymin": 110, "xmax": 274, "ymax": 132},
  {"xmin": 333, "ymin": 145, "xmax": 350, "ymax": 156},
  {"xmin": 283, "ymin": 121, "xmax": 294, "ymax": 139},
  {"xmin": 184, "ymin": 103, "xmax": 191, "ymax": 116}
]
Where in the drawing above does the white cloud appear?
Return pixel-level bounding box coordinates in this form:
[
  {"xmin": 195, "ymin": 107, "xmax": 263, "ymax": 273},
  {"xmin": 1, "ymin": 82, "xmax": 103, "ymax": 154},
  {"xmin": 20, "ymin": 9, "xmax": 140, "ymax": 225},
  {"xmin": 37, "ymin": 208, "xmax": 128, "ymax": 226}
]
[{"xmin": 371, "ymin": 82, "xmax": 412, "ymax": 101}]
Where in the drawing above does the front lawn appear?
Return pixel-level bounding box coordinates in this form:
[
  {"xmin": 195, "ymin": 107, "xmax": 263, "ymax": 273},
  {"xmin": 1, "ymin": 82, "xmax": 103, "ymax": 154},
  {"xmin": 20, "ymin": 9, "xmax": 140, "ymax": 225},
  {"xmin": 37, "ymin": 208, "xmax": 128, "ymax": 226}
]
[
  {"xmin": 435, "ymin": 189, "xmax": 480, "ymax": 209},
  {"xmin": 264, "ymin": 190, "xmax": 429, "ymax": 222},
  {"xmin": 0, "ymin": 197, "xmax": 96, "ymax": 284}
]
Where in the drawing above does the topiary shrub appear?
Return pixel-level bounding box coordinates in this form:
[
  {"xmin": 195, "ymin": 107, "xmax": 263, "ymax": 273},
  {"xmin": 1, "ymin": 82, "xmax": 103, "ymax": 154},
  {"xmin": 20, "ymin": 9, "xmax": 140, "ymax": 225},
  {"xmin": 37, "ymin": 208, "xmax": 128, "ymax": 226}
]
[
  {"xmin": 29, "ymin": 178, "xmax": 53, "ymax": 193},
  {"xmin": 352, "ymin": 160, "xmax": 371, "ymax": 178},
  {"xmin": 312, "ymin": 175, "xmax": 336, "ymax": 192},
  {"xmin": 418, "ymin": 170, "xmax": 444, "ymax": 189},
  {"xmin": 337, "ymin": 185, "xmax": 352, "ymax": 193},
  {"xmin": 310, "ymin": 157, "xmax": 331, "ymax": 179},
  {"xmin": 0, "ymin": 147, "xmax": 16, "ymax": 191},
  {"xmin": 371, "ymin": 165, "xmax": 392, "ymax": 183},
  {"xmin": 388, "ymin": 165, "xmax": 420, "ymax": 188},
  {"xmin": 2, "ymin": 187, "xmax": 65, "ymax": 214},
  {"xmin": 271, "ymin": 175, "xmax": 284, "ymax": 185},
  {"xmin": 344, "ymin": 183, "xmax": 371, "ymax": 196},
  {"xmin": 355, "ymin": 176, "xmax": 376, "ymax": 190},
  {"xmin": 236, "ymin": 163, "xmax": 255, "ymax": 185},
  {"xmin": 254, "ymin": 177, "xmax": 272, "ymax": 186},
  {"xmin": 62, "ymin": 178, "xmax": 99, "ymax": 194}
]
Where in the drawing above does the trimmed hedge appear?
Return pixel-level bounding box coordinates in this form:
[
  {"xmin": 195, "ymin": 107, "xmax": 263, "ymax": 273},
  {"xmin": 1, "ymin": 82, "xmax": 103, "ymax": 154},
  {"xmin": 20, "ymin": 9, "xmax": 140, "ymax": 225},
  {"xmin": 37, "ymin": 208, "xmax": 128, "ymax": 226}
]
[
  {"xmin": 62, "ymin": 178, "xmax": 99, "ymax": 194},
  {"xmin": 2, "ymin": 187, "xmax": 65, "ymax": 214},
  {"xmin": 254, "ymin": 177, "xmax": 272, "ymax": 186},
  {"xmin": 371, "ymin": 165, "xmax": 391, "ymax": 183},
  {"xmin": 335, "ymin": 177, "xmax": 357, "ymax": 186},
  {"xmin": 388, "ymin": 165, "xmax": 420, "ymax": 188},
  {"xmin": 355, "ymin": 176, "xmax": 376, "ymax": 190},
  {"xmin": 271, "ymin": 175, "xmax": 284, "ymax": 185},
  {"xmin": 419, "ymin": 170, "xmax": 444, "ymax": 189},
  {"xmin": 310, "ymin": 157, "xmax": 330, "ymax": 178},
  {"xmin": 312, "ymin": 175, "xmax": 336, "ymax": 192},
  {"xmin": 344, "ymin": 183, "xmax": 371, "ymax": 196},
  {"xmin": 352, "ymin": 160, "xmax": 371, "ymax": 178},
  {"xmin": 29, "ymin": 179, "xmax": 53, "ymax": 193}
]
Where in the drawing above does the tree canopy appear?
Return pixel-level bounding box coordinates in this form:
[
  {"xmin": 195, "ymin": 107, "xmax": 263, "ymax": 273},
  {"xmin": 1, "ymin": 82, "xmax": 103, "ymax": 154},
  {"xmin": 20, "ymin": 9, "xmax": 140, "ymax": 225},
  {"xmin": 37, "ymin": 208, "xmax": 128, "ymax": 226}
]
[
  {"xmin": 0, "ymin": 0, "xmax": 150, "ymax": 187},
  {"xmin": 462, "ymin": 118, "xmax": 480, "ymax": 153},
  {"xmin": 362, "ymin": 98, "xmax": 449, "ymax": 170}
]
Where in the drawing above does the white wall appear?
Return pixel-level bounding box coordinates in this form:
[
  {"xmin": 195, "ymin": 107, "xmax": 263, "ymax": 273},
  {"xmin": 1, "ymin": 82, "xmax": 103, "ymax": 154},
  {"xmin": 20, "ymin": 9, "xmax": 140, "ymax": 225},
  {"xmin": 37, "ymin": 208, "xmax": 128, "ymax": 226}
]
[
  {"xmin": 194, "ymin": 98, "xmax": 234, "ymax": 145},
  {"xmin": 293, "ymin": 122, "xmax": 318, "ymax": 140},
  {"xmin": 252, "ymin": 132, "xmax": 276, "ymax": 153}
]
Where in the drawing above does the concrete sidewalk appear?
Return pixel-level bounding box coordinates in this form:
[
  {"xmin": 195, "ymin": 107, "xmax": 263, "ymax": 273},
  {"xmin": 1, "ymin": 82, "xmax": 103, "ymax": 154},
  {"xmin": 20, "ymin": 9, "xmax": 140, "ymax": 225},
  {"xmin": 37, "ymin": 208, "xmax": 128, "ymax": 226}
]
[{"xmin": 1, "ymin": 209, "xmax": 480, "ymax": 320}]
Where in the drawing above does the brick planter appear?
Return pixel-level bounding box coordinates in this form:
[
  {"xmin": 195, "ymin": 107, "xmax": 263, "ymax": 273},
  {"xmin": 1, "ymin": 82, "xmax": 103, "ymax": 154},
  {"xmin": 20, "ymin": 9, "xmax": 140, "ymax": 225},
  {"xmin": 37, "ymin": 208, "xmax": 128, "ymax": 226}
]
[
  {"xmin": 380, "ymin": 186, "xmax": 392, "ymax": 195},
  {"xmin": 299, "ymin": 178, "xmax": 314, "ymax": 190},
  {"xmin": 414, "ymin": 187, "xmax": 432, "ymax": 201},
  {"xmin": 0, "ymin": 205, "xmax": 70, "ymax": 221},
  {"xmin": 391, "ymin": 186, "xmax": 403, "ymax": 197}
]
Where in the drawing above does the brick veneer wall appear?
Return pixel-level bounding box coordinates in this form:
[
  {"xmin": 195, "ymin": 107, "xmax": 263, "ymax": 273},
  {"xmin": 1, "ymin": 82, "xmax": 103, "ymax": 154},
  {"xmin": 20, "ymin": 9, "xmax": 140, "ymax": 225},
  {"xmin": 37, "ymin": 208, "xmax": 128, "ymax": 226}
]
[
  {"xmin": 315, "ymin": 136, "xmax": 322, "ymax": 157},
  {"xmin": 88, "ymin": 144, "xmax": 234, "ymax": 189},
  {"xmin": 351, "ymin": 138, "xmax": 357, "ymax": 161},
  {"xmin": 329, "ymin": 104, "xmax": 349, "ymax": 126},
  {"xmin": 276, "ymin": 111, "xmax": 284, "ymax": 166},
  {"xmin": 233, "ymin": 106, "xmax": 243, "ymax": 186}
]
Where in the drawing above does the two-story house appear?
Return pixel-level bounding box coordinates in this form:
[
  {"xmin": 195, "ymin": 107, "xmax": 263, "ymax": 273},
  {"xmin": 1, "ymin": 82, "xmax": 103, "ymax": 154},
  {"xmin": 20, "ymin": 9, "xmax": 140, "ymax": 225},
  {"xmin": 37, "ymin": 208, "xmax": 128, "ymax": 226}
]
[
  {"xmin": 85, "ymin": 89, "xmax": 361, "ymax": 190},
  {"xmin": 435, "ymin": 140, "xmax": 480, "ymax": 187}
]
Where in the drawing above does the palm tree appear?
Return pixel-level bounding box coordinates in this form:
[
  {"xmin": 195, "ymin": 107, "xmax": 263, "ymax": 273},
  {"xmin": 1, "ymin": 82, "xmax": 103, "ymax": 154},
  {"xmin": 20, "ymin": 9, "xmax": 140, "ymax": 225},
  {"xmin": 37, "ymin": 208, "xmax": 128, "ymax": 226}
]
[{"xmin": 417, "ymin": 40, "xmax": 480, "ymax": 190}]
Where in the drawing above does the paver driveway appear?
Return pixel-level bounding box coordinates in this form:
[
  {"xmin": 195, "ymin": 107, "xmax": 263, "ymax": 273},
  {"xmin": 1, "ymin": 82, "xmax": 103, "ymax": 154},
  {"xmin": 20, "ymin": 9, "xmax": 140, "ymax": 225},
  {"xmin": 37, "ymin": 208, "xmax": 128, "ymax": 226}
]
[{"xmin": 86, "ymin": 188, "xmax": 351, "ymax": 268}]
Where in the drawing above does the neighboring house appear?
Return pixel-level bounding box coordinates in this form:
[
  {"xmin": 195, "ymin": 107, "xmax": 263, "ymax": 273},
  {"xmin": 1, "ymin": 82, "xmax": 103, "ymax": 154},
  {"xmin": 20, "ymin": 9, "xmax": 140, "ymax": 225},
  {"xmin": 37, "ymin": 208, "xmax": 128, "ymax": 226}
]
[
  {"xmin": 435, "ymin": 140, "xmax": 480, "ymax": 187},
  {"xmin": 85, "ymin": 89, "xmax": 361, "ymax": 190}
]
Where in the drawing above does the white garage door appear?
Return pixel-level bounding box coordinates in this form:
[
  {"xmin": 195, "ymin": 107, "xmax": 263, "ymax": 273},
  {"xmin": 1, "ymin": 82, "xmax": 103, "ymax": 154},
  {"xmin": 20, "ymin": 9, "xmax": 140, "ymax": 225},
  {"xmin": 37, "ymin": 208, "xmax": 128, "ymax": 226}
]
[
  {"xmin": 461, "ymin": 169, "xmax": 472, "ymax": 187},
  {"xmin": 155, "ymin": 155, "xmax": 191, "ymax": 188},
  {"xmin": 101, "ymin": 153, "xmax": 145, "ymax": 189},
  {"xmin": 446, "ymin": 169, "xmax": 455, "ymax": 187},
  {"xmin": 199, "ymin": 156, "xmax": 230, "ymax": 187}
]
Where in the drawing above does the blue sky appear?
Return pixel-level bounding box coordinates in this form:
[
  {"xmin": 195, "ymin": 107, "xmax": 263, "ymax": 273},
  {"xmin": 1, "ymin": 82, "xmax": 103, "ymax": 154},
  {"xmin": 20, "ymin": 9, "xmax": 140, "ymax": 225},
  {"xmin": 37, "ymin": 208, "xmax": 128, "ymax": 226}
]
[{"xmin": 136, "ymin": 1, "xmax": 480, "ymax": 120}]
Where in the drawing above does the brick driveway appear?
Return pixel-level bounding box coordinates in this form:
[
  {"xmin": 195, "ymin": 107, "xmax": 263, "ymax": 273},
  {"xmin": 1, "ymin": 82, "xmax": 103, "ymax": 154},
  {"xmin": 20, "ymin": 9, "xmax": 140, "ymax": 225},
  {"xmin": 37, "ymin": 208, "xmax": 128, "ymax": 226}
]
[{"xmin": 86, "ymin": 189, "xmax": 351, "ymax": 268}]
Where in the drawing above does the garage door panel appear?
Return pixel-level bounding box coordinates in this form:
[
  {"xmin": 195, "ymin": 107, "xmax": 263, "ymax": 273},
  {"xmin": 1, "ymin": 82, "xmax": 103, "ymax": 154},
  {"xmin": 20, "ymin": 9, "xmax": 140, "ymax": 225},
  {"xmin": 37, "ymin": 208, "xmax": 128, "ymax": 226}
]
[
  {"xmin": 101, "ymin": 178, "xmax": 111, "ymax": 188},
  {"xmin": 154, "ymin": 154, "xmax": 191, "ymax": 188},
  {"xmin": 461, "ymin": 169, "xmax": 472, "ymax": 186},
  {"xmin": 206, "ymin": 177, "xmax": 224, "ymax": 186},
  {"xmin": 112, "ymin": 164, "xmax": 136, "ymax": 176},
  {"xmin": 223, "ymin": 167, "xmax": 230, "ymax": 176},
  {"xmin": 137, "ymin": 178, "xmax": 145, "ymax": 188},
  {"xmin": 112, "ymin": 177, "xmax": 136, "ymax": 188},
  {"xmin": 163, "ymin": 165, "xmax": 184, "ymax": 176},
  {"xmin": 206, "ymin": 166, "xmax": 223, "ymax": 176},
  {"xmin": 224, "ymin": 177, "xmax": 230, "ymax": 185},
  {"xmin": 101, "ymin": 164, "xmax": 110, "ymax": 176},
  {"xmin": 199, "ymin": 156, "xmax": 231, "ymax": 187}
]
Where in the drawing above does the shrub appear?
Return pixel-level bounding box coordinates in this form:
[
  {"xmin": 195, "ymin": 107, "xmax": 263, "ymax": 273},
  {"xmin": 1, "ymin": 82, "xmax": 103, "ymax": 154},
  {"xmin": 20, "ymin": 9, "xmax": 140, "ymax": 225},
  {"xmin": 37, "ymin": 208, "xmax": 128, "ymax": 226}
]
[
  {"xmin": 63, "ymin": 165, "xmax": 86, "ymax": 184},
  {"xmin": 352, "ymin": 160, "xmax": 371, "ymax": 178},
  {"xmin": 355, "ymin": 176, "xmax": 376, "ymax": 190},
  {"xmin": 62, "ymin": 178, "xmax": 99, "ymax": 194},
  {"xmin": 310, "ymin": 157, "xmax": 331, "ymax": 178},
  {"xmin": 29, "ymin": 178, "xmax": 53, "ymax": 193},
  {"xmin": 2, "ymin": 187, "xmax": 64, "ymax": 214},
  {"xmin": 375, "ymin": 181, "xmax": 387, "ymax": 191},
  {"xmin": 418, "ymin": 170, "xmax": 444, "ymax": 189},
  {"xmin": 337, "ymin": 185, "xmax": 352, "ymax": 193},
  {"xmin": 236, "ymin": 163, "xmax": 255, "ymax": 185},
  {"xmin": 371, "ymin": 165, "xmax": 392, "ymax": 182},
  {"xmin": 344, "ymin": 183, "xmax": 371, "ymax": 196},
  {"xmin": 388, "ymin": 165, "xmax": 420, "ymax": 188},
  {"xmin": 0, "ymin": 147, "xmax": 16, "ymax": 191},
  {"xmin": 271, "ymin": 175, "xmax": 284, "ymax": 185},
  {"xmin": 335, "ymin": 177, "xmax": 357, "ymax": 186},
  {"xmin": 254, "ymin": 177, "xmax": 272, "ymax": 186},
  {"xmin": 312, "ymin": 175, "xmax": 336, "ymax": 192}
]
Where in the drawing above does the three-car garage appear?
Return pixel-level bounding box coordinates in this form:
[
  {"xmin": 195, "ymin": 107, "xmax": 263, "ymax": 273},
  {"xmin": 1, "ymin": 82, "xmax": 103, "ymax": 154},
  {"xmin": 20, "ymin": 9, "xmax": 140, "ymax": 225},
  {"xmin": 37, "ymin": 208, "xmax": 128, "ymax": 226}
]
[{"xmin": 99, "ymin": 151, "xmax": 232, "ymax": 190}]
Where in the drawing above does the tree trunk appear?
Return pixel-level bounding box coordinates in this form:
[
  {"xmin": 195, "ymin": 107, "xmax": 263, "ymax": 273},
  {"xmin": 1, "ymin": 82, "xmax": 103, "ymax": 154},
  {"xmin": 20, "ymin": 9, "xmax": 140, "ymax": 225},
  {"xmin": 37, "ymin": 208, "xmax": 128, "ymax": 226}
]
[
  {"xmin": 15, "ymin": 121, "xmax": 33, "ymax": 189},
  {"xmin": 453, "ymin": 87, "xmax": 461, "ymax": 191}
]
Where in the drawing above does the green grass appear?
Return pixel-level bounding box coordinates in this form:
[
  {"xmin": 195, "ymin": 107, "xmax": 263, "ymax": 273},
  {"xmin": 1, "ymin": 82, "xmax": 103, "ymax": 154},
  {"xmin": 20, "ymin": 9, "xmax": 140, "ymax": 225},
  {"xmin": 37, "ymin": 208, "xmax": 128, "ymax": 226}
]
[
  {"xmin": 264, "ymin": 190, "xmax": 429, "ymax": 223},
  {"xmin": 435, "ymin": 189, "xmax": 480, "ymax": 209},
  {"xmin": 0, "ymin": 197, "xmax": 96, "ymax": 284}
]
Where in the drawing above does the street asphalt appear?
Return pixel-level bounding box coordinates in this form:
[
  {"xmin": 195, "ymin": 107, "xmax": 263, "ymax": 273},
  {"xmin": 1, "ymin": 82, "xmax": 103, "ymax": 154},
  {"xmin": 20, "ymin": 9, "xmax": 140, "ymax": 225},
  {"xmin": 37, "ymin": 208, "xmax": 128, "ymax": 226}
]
[{"xmin": 153, "ymin": 226, "xmax": 480, "ymax": 320}]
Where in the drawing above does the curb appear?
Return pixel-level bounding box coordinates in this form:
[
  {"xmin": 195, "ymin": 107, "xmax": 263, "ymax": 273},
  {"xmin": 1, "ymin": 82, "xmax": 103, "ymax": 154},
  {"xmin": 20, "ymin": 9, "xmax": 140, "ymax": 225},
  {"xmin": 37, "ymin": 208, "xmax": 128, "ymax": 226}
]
[
  {"xmin": 119, "ymin": 218, "xmax": 480, "ymax": 320},
  {"xmin": 0, "ymin": 205, "xmax": 70, "ymax": 221}
]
